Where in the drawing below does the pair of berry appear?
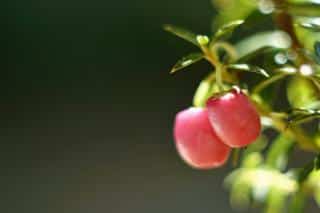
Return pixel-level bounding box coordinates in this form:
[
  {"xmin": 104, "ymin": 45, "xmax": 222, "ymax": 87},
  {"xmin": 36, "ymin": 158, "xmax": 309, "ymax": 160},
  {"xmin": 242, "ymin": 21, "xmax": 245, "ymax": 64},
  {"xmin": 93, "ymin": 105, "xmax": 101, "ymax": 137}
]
[{"xmin": 173, "ymin": 88, "xmax": 261, "ymax": 169}]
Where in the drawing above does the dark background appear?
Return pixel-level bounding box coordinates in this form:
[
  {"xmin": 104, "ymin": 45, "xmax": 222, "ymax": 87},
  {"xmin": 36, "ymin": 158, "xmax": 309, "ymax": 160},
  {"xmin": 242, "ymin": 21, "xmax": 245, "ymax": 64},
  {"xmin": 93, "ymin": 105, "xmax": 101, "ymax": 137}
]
[{"xmin": 3, "ymin": 0, "xmax": 318, "ymax": 213}]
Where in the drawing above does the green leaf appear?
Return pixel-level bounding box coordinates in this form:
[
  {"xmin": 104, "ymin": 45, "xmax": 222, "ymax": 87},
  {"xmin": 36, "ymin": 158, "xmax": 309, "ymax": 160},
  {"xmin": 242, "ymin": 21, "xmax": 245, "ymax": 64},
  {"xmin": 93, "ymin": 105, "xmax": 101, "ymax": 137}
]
[
  {"xmin": 287, "ymin": 3, "xmax": 320, "ymax": 17},
  {"xmin": 235, "ymin": 31, "xmax": 291, "ymax": 59},
  {"xmin": 163, "ymin": 24, "xmax": 199, "ymax": 46},
  {"xmin": 211, "ymin": 0, "xmax": 256, "ymax": 33},
  {"xmin": 230, "ymin": 181, "xmax": 251, "ymax": 209},
  {"xmin": 236, "ymin": 46, "xmax": 284, "ymax": 63},
  {"xmin": 287, "ymin": 76, "xmax": 319, "ymax": 109},
  {"xmin": 170, "ymin": 52, "xmax": 204, "ymax": 74},
  {"xmin": 265, "ymin": 189, "xmax": 286, "ymax": 213},
  {"xmin": 242, "ymin": 152, "xmax": 263, "ymax": 169},
  {"xmin": 289, "ymin": 191, "xmax": 306, "ymax": 213},
  {"xmin": 298, "ymin": 22, "xmax": 320, "ymax": 32},
  {"xmin": 227, "ymin": 64, "xmax": 269, "ymax": 77},
  {"xmin": 288, "ymin": 108, "xmax": 320, "ymax": 126},
  {"xmin": 296, "ymin": 155, "xmax": 320, "ymax": 183},
  {"xmin": 241, "ymin": 134, "xmax": 267, "ymax": 168},
  {"xmin": 213, "ymin": 20, "xmax": 244, "ymax": 42},
  {"xmin": 298, "ymin": 162, "xmax": 314, "ymax": 183},
  {"xmin": 193, "ymin": 74, "xmax": 217, "ymax": 107},
  {"xmin": 266, "ymin": 135, "xmax": 294, "ymax": 171},
  {"xmin": 242, "ymin": 135, "xmax": 268, "ymax": 156},
  {"xmin": 315, "ymin": 189, "xmax": 320, "ymax": 207}
]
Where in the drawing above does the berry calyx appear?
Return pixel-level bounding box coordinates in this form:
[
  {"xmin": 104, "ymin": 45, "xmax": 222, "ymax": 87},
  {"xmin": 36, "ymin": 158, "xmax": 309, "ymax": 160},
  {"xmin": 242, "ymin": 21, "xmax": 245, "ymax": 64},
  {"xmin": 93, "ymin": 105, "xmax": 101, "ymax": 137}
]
[
  {"xmin": 173, "ymin": 107, "xmax": 231, "ymax": 169},
  {"xmin": 206, "ymin": 88, "xmax": 261, "ymax": 148}
]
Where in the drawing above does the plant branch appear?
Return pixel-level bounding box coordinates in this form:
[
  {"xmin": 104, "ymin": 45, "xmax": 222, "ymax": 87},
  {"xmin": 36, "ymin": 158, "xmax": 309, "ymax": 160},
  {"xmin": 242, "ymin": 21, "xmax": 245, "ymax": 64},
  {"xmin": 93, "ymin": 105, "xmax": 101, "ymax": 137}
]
[
  {"xmin": 273, "ymin": 0, "xmax": 301, "ymax": 49},
  {"xmin": 200, "ymin": 45, "xmax": 225, "ymax": 90},
  {"xmin": 252, "ymin": 100, "xmax": 319, "ymax": 152},
  {"xmin": 272, "ymin": 0, "xmax": 309, "ymax": 65}
]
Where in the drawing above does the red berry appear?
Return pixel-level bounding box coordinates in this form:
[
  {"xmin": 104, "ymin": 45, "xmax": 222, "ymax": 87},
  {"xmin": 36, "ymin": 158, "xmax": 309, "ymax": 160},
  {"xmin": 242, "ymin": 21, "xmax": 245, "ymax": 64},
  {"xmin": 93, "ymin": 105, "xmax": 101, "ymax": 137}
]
[
  {"xmin": 173, "ymin": 107, "xmax": 231, "ymax": 169},
  {"xmin": 206, "ymin": 88, "xmax": 261, "ymax": 148}
]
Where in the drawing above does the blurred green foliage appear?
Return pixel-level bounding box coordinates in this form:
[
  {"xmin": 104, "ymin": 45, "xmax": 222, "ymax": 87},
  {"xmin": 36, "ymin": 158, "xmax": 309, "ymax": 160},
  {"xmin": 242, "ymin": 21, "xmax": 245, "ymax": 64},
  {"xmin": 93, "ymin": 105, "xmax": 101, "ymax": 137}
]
[{"xmin": 165, "ymin": 0, "xmax": 320, "ymax": 212}]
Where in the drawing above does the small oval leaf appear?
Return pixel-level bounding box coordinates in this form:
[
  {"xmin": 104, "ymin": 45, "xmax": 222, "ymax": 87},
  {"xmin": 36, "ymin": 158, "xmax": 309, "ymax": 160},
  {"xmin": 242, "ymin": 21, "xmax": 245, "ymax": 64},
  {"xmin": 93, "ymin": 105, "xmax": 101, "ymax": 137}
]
[
  {"xmin": 213, "ymin": 20, "xmax": 244, "ymax": 42},
  {"xmin": 164, "ymin": 24, "xmax": 199, "ymax": 46},
  {"xmin": 227, "ymin": 64, "xmax": 269, "ymax": 77},
  {"xmin": 170, "ymin": 52, "xmax": 204, "ymax": 74}
]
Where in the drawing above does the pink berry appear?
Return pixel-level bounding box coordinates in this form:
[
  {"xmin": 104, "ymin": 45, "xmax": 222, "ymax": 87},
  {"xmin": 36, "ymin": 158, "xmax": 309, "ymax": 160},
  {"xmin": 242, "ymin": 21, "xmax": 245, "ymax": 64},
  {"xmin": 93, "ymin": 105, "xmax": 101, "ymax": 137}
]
[
  {"xmin": 173, "ymin": 107, "xmax": 231, "ymax": 169},
  {"xmin": 206, "ymin": 88, "xmax": 261, "ymax": 148}
]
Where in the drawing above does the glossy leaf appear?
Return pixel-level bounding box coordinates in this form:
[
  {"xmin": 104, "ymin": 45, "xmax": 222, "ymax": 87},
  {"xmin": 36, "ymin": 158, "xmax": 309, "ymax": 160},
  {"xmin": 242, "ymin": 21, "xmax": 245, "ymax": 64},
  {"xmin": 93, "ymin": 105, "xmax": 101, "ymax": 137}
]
[
  {"xmin": 237, "ymin": 46, "xmax": 284, "ymax": 63},
  {"xmin": 227, "ymin": 64, "xmax": 269, "ymax": 77},
  {"xmin": 299, "ymin": 22, "xmax": 320, "ymax": 32},
  {"xmin": 288, "ymin": 108, "xmax": 320, "ymax": 126},
  {"xmin": 211, "ymin": 0, "xmax": 256, "ymax": 33},
  {"xmin": 170, "ymin": 52, "xmax": 204, "ymax": 74},
  {"xmin": 212, "ymin": 20, "xmax": 244, "ymax": 41},
  {"xmin": 235, "ymin": 31, "xmax": 291, "ymax": 59},
  {"xmin": 287, "ymin": 3, "xmax": 320, "ymax": 17},
  {"xmin": 164, "ymin": 25, "xmax": 199, "ymax": 46}
]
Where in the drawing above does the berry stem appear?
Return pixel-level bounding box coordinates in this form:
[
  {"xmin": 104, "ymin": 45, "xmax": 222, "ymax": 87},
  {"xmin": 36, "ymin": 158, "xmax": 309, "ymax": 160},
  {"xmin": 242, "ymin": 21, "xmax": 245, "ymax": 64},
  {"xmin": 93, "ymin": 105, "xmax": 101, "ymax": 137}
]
[
  {"xmin": 200, "ymin": 44, "xmax": 224, "ymax": 91},
  {"xmin": 232, "ymin": 148, "xmax": 241, "ymax": 167},
  {"xmin": 215, "ymin": 64, "xmax": 224, "ymax": 91}
]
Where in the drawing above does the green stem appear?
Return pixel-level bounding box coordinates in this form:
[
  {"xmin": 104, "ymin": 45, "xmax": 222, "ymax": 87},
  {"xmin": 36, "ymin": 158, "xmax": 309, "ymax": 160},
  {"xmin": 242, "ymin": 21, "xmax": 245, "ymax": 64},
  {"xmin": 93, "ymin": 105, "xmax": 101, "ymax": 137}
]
[
  {"xmin": 200, "ymin": 45, "xmax": 225, "ymax": 91},
  {"xmin": 252, "ymin": 72, "xmax": 290, "ymax": 94},
  {"xmin": 232, "ymin": 148, "xmax": 240, "ymax": 167},
  {"xmin": 215, "ymin": 64, "xmax": 224, "ymax": 91},
  {"xmin": 289, "ymin": 190, "xmax": 306, "ymax": 213},
  {"xmin": 253, "ymin": 100, "xmax": 319, "ymax": 152},
  {"xmin": 211, "ymin": 42, "xmax": 238, "ymax": 63}
]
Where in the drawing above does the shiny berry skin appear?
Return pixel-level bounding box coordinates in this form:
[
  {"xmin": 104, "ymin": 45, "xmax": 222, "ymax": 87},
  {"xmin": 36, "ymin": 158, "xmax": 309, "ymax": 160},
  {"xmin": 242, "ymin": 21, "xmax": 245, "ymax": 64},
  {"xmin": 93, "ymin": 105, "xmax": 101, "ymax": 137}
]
[
  {"xmin": 206, "ymin": 89, "xmax": 261, "ymax": 148},
  {"xmin": 173, "ymin": 107, "xmax": 231, "ymax": 169}
]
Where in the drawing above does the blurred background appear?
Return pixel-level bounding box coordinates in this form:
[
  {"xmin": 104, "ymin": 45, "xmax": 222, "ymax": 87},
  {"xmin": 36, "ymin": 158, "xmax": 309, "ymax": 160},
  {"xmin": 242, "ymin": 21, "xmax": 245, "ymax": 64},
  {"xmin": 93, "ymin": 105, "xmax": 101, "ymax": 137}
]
[
  {"xmin": 4, "ymin": 0, "xmax": 238, "ymax": 212},
  {"xmin": 5, "ymin": 0, "xmax": 320, "ymax": 212}
]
